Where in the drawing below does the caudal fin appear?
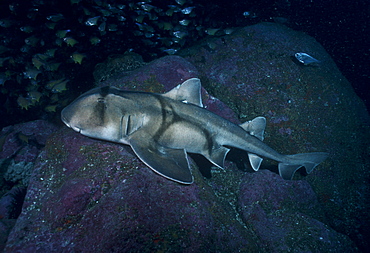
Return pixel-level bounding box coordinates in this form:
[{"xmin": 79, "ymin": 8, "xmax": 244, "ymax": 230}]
[{"xmin": 278, "ymin": 152, "xmax": 329, "ymax": 180}]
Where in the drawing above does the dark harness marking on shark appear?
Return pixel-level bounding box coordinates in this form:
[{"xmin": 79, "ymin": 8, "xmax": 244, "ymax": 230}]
[{"xmin": 153, "ymin": 94, "xmax": 215, "ymax": 155}]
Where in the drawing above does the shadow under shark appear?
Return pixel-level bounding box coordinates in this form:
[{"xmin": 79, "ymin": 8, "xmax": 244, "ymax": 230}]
[{"xmin": 61, "ymin": 78, "xmax": 328, "ymax": 184}]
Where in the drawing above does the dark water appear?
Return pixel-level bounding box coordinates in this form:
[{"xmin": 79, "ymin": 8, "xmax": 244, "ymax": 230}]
[
  {"xmin": 0, "ymin": 0, "xmax": 368, "ymax": 125},
  {"xmin": 208, "ymin": 0, "xmax": 370, "ymax": 111}
]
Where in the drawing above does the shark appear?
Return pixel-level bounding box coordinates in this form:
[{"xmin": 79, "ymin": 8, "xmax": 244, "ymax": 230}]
[{"xmin": 61, "ymin": 78, "xmax": 328, "ymax": 184}]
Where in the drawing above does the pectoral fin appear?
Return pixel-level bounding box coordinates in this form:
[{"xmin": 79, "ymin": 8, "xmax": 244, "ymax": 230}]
[{"xmin": 129, "ymin": 133, "xmax": 193, "ymax": 184}]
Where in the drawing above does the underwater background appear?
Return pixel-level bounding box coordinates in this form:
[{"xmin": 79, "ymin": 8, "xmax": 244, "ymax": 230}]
[
  {"xmin": 0, "ymin": 0, "xmax": 369, "ymax": 252},
  {"xmin": 0, "ymin": 0, "xmax": 368, "ymax": 128}
]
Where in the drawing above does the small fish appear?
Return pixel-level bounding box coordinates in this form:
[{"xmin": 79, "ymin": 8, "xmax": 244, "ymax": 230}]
[
  {"xmin": 56, "ymin": 29, "xmax": 71, "ymax": 38},
  {"xmin": 175, "ymin": 0, "xmax": 186, "ymax": 6},
  {"xmin": 135, "ymin": 15, "xmax": 145, "ymax": 23},
  {"xmin": 50, "ymin": 94, "xmax": 59, "ymax": 104},
  {"xmin": 90, "ymin": 36, "xmax": 101, "ymax": 45},
  {"xmin": 20, "ymin": 26, "xmax": 34, "ymax": 33},
  {"xmin": 44, "ymin": 62, "xmax": 61, "ymax": 71},
  {"xmin": 223, "ymin": 28, "xmax": 235, "ymax": 35},
  {"xmin": 63, "ymin": 37, "xmax": 79, "ymax": 47},
  {"xmin": 205, "ymin": 28, "xmax": 220, "ymax": 36},
  {"xmin": 45, "ymin": 48, "xmax": 57, "ymax": 57},
  {"xmin": 165, "ymin": 9, "xmax": 175, "ymax": 16},
  {"xmin": 52, "ymin": 80, "xmax": 68, "ymax": 93},
  {"xmin": 17, "ymin": 96, "xmax": 31, "ymax": 110},
  {"xmin": 25, "ymin": 35, "xmax": 40, "ymax": 47},
  {"xmin": 46, "ymin": 78, "xmax": 69, "ymax": 93},
  {"xmin": 162, "ymin": 48, "xmax": 178, "ymax": 55},
  {"xmin": 0, "ymin": 19, "xmax": 15, "ymax": 28},
  {"xmin": 181, "ymin": 7, "xmax": 195, "ymax": 15},
  {"xmin": 243, "ymin": 11, "xmax": 257, "ymax": 18},
  {"xmin": 85, "ymin": 16, "xmax": 100, "ymax": 26},
  {"xmin": 45, "ymin": 104, "xmax": 57, "ymax": 112},
  {"xmin": 294, "ymin": 53, "xmax": 320, "ymax": 66},
  {"xmin": 23, "ymin": 68, "xmax": 41, "ymax": 80},
  {"xmin": 32, "ymin": 57, "xmax": 45, "ymax": 70},
  {"xmin": 45, "ymin": 22, "xmax": 57, "ymax": 30},
  {"xmin": 98, "ymin": 8, "xmax": 111, "ymax": 17},
  {"xmin": 161, "ymin": 22, "xmax": 173, "ymax": 31},
  {"xmin": 46, "ymin": 14, "xmax": 64, "ymax": 22},
  {"xmin": 117, "ymin": 15, "xmax": 126, "ymax": 22},
  {"xmin": 46, "ymin": 78, "xmax": 63, "ymax": 90},
  {"xmin": 107, "ymin": 24, "xmax": 118, "ymax": 32},
  {"xmin": 179, "ymin": 19, "xmax": 191, "ymax": 26},
  {"xmin": 140, "ymin": 4, "xmax": 155, "ymax": 12},
  {"xmin": 28, "ymin": 91, "xmax": 42, "ymax": 102},
  {"xmin": 71, "ymin": 52, "xmax": 86, "ymax": 64},
  {"xmin": 98, "ymin": 22, "xmax": 106, "ymax": 32},
  {"xmin": 173, "ymin": 31, "xmax": 188, "ymax": 39}
]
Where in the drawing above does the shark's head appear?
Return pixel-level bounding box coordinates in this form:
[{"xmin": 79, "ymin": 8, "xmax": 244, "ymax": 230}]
[{"xmin": 61, "ymin": 86, "xmax": 130, "ymax": 142}]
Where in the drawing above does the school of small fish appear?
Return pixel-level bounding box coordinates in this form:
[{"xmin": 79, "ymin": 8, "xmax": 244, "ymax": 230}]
[{"xmin": 0, "ymin": 0, "xmax": 264, "ymax": 112}]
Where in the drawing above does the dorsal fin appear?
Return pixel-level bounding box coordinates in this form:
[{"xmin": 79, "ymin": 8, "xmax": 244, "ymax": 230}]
[
  {"xmin": 240, "ymin": 116, "xmax": 266, "ymax": 141},
  {"xmin": 162, "ymin": 78, "xmax": 203, "ymax": 107}
]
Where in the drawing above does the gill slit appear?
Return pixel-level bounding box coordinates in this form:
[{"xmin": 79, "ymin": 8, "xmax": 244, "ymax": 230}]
[{"xmin": 126, "ymin": 115, "xmax": 131, "ymax": 136}]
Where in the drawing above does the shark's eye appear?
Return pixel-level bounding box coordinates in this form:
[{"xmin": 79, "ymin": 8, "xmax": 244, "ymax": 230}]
[{"xmin": 97, "ymin": 97, "xmax": 105, "ymax": 103}]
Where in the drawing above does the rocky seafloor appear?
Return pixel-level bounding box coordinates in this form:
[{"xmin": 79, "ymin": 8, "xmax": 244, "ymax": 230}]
[{"xmin": 1, "ymin": 23, "xmax": 369, "ymax": 252}]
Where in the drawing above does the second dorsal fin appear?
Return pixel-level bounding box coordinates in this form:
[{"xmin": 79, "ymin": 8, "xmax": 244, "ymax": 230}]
[{"xmin": 162, "ymin": 78, "xmax": 203, "ymax": 107}]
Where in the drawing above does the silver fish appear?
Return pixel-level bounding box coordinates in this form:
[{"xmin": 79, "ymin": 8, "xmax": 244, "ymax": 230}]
[
  {"xmin": 295, "ymin": 52, "xmax": 320, "ymax": 65},
  {"xmin": 61, "ymin": 78, "xmax": 328, "ymax": 184}
]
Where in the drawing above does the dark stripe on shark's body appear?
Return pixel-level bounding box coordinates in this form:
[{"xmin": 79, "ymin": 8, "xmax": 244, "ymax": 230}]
[
  {"xmin": 152, "ymin": 94, "xmax": 215, "ymax": 155},
  {"xmin": 94, "ymin": 96, "xmax": 107, "ymax": 127}
]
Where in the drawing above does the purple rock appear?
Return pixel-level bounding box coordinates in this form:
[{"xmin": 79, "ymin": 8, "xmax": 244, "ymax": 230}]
[
  {"xmin": 5, "ymin": 129, "xmax": 257, "ymax": 252},
  {"xmin": 180, "ymin": 22, "xmax": 369, "ymax": 250},
  {"xmin": 0, "ymin": 120, "xmax": 58, "ymax": 163},
  {"xmin": 0, "ymin": 220, "xmax": 16, "ymax": 252},
  {"xmin": 99, "ymin": 55, "xmax": 199, "ymax": 93},
  {"xmin": 238, "ymin": 170, "xmax": 356, "ymax": 251},
  {"xmin": 0, "ymin": 186, "xmax": 26, "ymax": 220}
]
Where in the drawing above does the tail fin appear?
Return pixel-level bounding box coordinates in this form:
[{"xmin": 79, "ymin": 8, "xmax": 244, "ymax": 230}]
[{"xmin": 278, "ymin": 152, "xmax": 329, "ymax": 180}]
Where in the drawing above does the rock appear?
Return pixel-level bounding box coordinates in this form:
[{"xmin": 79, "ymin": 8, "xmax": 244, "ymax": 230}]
[
  {"xmin": 0, "ymin": 220, "xmax": 16, "ymax": 252},
  {"xmin": 93, "ymin": 52, "xmax": 146, "ymax": 83},
  {"xmin": 5, "ymin": 128, "xmax": 259, "ymax": 252},
  {"xmin": 97, "ymin": 55, "xmax": 199, "ymax": 94},
  {"xmin": 180, "ymin": 22, "xmax": 369, "ymax": 251},
  {"xmin": 0, "ymin": 186, "xmax": 26, "ymax": 220},
  {"xmin": 238, "ymin": 170, "xmax": 356, "ymax": 252},
  {"xmin": 3, "ymin": 160, "xmax": 33, "ymax": 186},
  {"xmin": 0, "ymin": 120, "xmax": 58, "ymax": 187},
  {"xmin": 0, "ymin": 120, "xmax": 59, "ymax": 163}
]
